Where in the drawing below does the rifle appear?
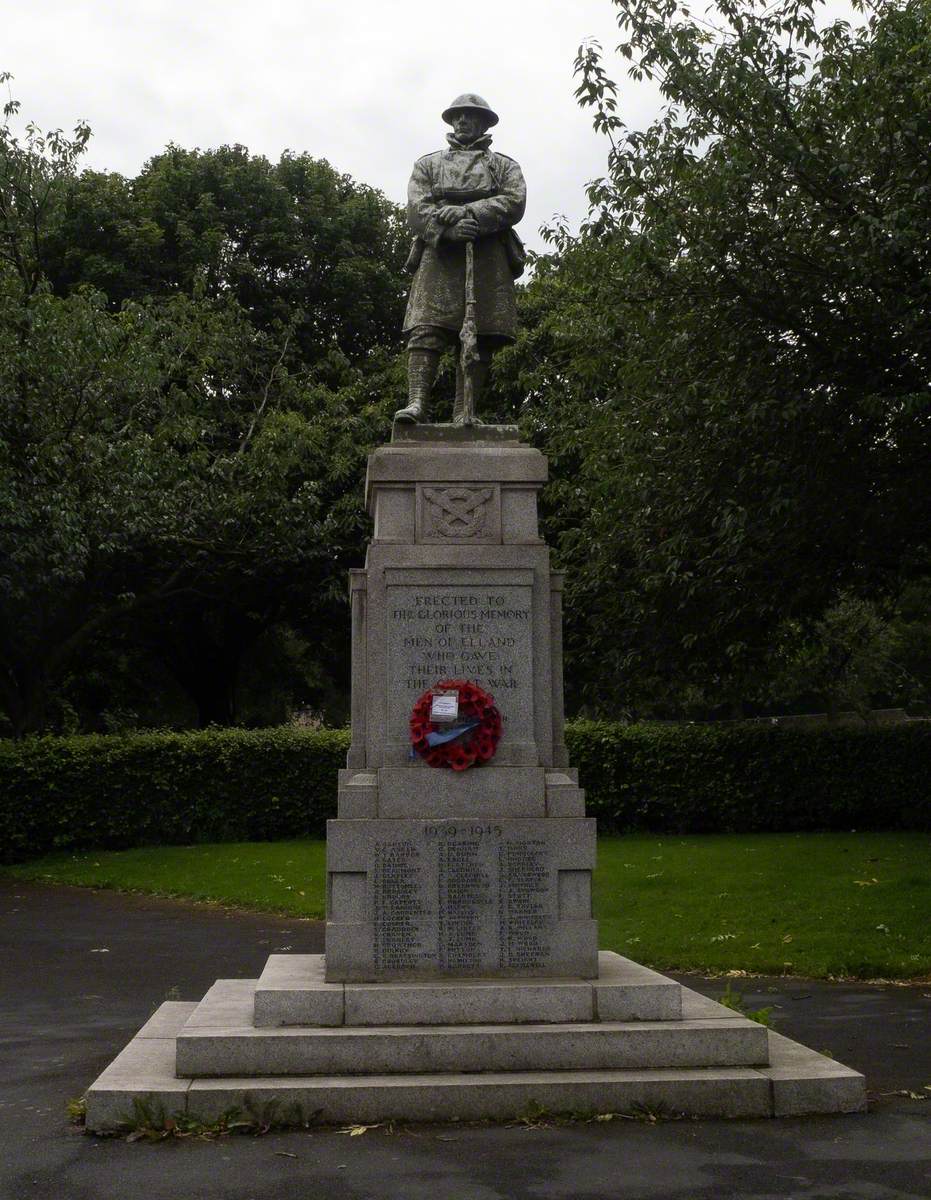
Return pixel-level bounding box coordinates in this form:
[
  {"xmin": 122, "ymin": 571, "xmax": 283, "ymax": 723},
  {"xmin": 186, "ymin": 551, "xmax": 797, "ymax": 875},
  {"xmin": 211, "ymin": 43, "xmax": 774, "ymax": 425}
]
[{"xmin": 459, "ymin": 240, "xmax": 479, "ymax": 426}]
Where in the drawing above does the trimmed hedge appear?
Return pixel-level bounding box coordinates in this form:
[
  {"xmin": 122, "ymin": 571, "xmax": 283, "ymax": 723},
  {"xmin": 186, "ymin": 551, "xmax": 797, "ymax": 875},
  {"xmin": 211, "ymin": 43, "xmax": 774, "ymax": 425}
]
[
  {"xmin": 0, "ymin": 727, "xmax": 349, "ymax": 863},
  {"xmin": 1, "ymin": 721, "xmax": 928, "ymax": 862},
  {"xmin": 567, "ymin": 720, "xmax": 931, "ymax": 833}
]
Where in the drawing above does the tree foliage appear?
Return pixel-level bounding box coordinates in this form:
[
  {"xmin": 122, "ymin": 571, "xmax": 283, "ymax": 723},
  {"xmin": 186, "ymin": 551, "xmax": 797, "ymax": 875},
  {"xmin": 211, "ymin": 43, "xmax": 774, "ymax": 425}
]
[
  {"xmin": 0, "ymin": 81, "xmax": 407, "ymax": 735},
  {"xmin": 43, "ymin": 143, "xmax": 408, "ymax": 362},
  {"xmin": 500, "ymin": 0, "xmax": 931, "ymax": 715}
]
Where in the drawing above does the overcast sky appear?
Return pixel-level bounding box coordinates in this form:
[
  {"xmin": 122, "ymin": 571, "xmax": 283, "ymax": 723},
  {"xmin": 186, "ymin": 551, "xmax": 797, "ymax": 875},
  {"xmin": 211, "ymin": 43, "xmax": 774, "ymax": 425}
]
[
  {"xmin": 5, "ymin": 0, "xmax": 667, "ymax": 252},
  {"xmin": 7, "ymin": 1, "xmax": 858, "ymax": 253}
]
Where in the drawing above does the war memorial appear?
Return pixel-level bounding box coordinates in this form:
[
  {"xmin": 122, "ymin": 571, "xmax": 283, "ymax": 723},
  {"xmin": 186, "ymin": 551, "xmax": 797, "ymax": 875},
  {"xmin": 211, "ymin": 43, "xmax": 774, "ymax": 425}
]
[{"xmin": 84, "ymin": 94, "xmax": 865, "ymax": 1131}]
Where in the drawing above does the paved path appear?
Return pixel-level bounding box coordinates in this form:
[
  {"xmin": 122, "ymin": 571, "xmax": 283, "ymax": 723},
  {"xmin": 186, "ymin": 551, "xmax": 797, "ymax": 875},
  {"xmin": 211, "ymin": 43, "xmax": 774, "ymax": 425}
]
[{"xmin": 1, "ymin": 877, "xmax": 928, "ymax": 1200}]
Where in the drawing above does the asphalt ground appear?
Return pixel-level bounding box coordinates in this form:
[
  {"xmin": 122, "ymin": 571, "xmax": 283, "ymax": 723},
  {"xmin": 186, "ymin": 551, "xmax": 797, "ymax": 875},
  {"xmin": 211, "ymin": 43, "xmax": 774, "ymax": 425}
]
[{"xmin": 0, "ymin": 876, "xmax": 929, "ymax": 1200}]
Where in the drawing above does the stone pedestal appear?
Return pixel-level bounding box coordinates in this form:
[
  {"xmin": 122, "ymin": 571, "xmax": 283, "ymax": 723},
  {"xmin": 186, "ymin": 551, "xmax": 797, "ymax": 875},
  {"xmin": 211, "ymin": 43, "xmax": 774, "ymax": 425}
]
[
  {"xmin": 84, "ymin": 425, "xmax": 867, "ymax": 1131},
  {"xmin": 328, "ymin": 425, "xmax": 596, "ymax": 983},
  {"xmin": 347, "ymin": 427, "xmax": 567, "ymax": 771}
]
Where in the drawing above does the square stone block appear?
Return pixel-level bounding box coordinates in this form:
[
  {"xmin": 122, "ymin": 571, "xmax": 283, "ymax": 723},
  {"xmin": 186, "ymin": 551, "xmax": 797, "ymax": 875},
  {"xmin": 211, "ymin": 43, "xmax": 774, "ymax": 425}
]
[
  {"xmin": 544, "ymin": 772, "xmax": 586, "ymax": 817},
  {"xmin": 325, "ymin": 817, "xmax": 598, "ymax": 982},
  {"xmin": 594, "ymin": 954, "xmax": 682, "ymax": 1022},
  {"xmin": 254, "ymin": 955, "xmax": 345, "ymax": 1027},
  {"xmin": 337, "ymin": 771, "xmax": 378, "ymax": 818},
  {"xmin": 376, "ymin": 766, "xmax": 546, "ymax": 818}
]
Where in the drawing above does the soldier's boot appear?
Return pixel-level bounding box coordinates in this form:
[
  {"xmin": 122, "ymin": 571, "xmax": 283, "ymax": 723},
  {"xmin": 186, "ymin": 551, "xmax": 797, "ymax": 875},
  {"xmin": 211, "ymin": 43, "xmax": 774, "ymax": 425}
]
[
  {"xmin": 394, "ymin": 349, "xmax": 441, "ymax": 424},
  {"xmin": 452, "ymin": 361, "xmax": 489, "ymax": 426}
]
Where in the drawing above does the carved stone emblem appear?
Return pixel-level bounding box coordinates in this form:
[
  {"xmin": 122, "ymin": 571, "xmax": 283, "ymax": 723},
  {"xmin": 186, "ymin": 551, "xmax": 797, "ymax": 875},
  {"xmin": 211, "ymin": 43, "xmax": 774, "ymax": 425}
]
[{"xmin": 417, "ymin": 484, "xmax": 503, "ymax": 543}]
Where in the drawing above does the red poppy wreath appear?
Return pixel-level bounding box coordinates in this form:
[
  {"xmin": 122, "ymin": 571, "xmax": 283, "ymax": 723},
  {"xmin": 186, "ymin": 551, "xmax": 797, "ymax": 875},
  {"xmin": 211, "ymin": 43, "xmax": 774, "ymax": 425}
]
[{"xmin": 409, "ymin": 679, "xmax": 502, "ymax": 770}]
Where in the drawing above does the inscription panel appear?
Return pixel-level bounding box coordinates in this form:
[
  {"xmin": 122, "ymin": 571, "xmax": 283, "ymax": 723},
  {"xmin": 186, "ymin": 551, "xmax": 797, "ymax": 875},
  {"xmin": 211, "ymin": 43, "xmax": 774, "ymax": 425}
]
[
  {"xmin": 386, "ymin": 583, "xmax": 533, "ymax": 747},
  {"xmin": 370, "ymin": 823, "xmax": 557, "ymax": 974},
  {"xmin": 326, "ymin": 817, "xmax": 599, "ymax": 980}
]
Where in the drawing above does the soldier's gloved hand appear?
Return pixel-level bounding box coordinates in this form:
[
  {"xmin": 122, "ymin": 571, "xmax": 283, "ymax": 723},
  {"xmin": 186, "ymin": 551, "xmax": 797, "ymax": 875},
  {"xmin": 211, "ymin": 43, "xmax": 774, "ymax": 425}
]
[
  {"xmin": 445, "ymin": 216, "xmax": 480, "ymax": 242},
  {"xmin": 436, "ymin": 205, "xmax": 464, "ymax": 225}
]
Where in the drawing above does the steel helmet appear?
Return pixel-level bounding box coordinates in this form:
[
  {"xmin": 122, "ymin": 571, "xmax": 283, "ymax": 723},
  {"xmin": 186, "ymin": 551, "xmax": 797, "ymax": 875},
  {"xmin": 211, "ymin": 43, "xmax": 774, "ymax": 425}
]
[{"xmin": 441, "ymin": 93, "xmax": 499, "ymax": 128}]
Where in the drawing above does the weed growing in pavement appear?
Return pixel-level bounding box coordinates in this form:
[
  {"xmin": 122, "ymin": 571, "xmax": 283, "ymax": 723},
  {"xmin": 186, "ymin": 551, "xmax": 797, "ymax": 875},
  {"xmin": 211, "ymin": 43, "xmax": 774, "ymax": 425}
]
[
  {"xmin": 507, "ymin": 1100, "xmax": 685, "ymax": 1129},
  {"xmin": 81, "ymin": 1096, "xmax": 326, "ymax": 1141},
  {"xmin": 719, "ymin": 982, "xmax": 774, "ymax": 1027}
]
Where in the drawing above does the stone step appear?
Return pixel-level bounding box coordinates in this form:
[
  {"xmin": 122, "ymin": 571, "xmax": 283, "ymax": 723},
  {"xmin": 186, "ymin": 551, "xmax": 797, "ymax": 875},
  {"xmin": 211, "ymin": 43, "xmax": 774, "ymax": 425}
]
[
  {"xmin": 253, "ymin": 951, "xmax": 682, "ymax": 1027},
  {"xmin": 176, "ymin": 979, "xmax": 769, "ymax": 1078},
  {"xmin": 84, "ymin": 1003, "xmax": 867, "ymax": 1132}
]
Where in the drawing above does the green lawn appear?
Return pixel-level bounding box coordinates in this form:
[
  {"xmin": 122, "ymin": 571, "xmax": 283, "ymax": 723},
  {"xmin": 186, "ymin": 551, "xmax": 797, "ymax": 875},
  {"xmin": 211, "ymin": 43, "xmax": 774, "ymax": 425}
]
[
  {"xmin": 595, "ymin": 832, "xmax": 931, "ymax": 980},
  {"xmin": 4, "ymin": 832, "xmax": 929, "ymax": 980},
  {"xmin": 3, "ymin": 841, "xmax": 329, "ymax": 918}
]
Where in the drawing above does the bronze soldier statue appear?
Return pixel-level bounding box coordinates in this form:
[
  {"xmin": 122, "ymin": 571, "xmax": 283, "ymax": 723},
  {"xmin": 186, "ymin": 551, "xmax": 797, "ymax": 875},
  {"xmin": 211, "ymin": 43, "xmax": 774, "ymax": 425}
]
[{"xmin": 394, "ymin": 94, "xmax": 526, "ymax": 426}]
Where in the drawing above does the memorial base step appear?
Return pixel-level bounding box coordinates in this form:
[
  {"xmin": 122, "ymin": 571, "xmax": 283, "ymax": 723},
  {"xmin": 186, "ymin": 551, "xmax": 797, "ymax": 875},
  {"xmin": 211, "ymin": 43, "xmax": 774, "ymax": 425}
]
[
  {"xmin": 254, "ymin": 951, "xmax": 681, "ymax": 1026},
  {"xmin": 175, "ymin": 979, "xmax": 768, "ymax": 1078},
  {"xmin": 85, "ymin": 1001, "xmax": 866, "ymax": 1131}
]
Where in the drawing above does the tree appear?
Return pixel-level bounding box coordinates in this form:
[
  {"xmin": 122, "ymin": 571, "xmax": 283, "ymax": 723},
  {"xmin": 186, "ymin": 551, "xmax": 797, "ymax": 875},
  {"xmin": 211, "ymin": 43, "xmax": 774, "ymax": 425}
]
[
  {"xmin": 0, "ymin": 267, "xmax": 404, "ymax": 735},
  {"xmin": 43, "ymin": 143, "xmax": 409, "ymax": 365},
  {"xmin": 498, "ymin": 0, "xmax": 931, "ymax": 715},
  {"xmin": 0, "ymin": 72, "xmax": 90, "ymax": 299},
  {"xmin": 39, "ymin": 144, "xmax": 411, "ymax": 729},
  {"xmin": 0, "ymin": 82, "xmax": 407, "ymax": 734},
  {"xmin": 765, "ymin": 585, "xmax": 931, "ymax": 717}
]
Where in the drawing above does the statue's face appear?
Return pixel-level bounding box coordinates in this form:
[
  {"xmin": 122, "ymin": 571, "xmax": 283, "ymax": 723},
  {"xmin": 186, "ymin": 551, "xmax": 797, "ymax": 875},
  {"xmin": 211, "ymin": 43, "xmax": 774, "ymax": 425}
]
[{"xmin": 450, "ymin": 109, "xmax": 490, "ymax": 143}]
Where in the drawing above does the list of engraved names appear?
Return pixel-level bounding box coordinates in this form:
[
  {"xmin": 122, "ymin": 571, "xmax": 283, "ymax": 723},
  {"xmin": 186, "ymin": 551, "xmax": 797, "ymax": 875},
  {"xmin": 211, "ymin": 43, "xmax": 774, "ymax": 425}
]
[{"xmin": 371, "ymin": 825, "xmax": 554, "ymax": 974}]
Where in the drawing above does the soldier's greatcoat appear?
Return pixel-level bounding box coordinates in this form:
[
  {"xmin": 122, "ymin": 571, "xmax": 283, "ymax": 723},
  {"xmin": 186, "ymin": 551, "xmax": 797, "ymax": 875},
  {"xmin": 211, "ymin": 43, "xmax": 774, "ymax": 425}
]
[{"xmin": 402, "ymin": 134, "xmax": 526, "ymax": 340}]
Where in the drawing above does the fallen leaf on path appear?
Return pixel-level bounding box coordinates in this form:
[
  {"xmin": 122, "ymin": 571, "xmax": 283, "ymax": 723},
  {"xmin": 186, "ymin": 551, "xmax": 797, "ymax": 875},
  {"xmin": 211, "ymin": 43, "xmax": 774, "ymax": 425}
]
[{"xmin": 338, "ymin": 1123, "xmax": 382, "ymax": 1136}]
